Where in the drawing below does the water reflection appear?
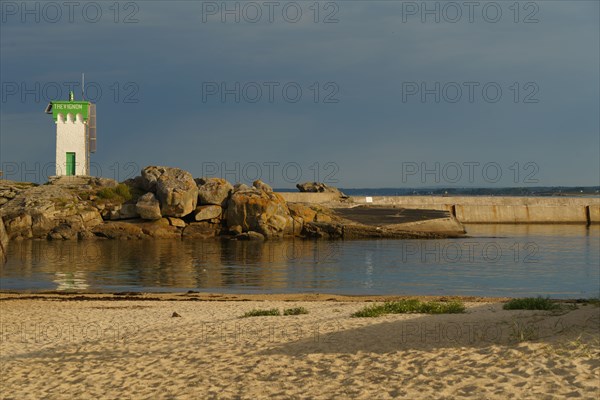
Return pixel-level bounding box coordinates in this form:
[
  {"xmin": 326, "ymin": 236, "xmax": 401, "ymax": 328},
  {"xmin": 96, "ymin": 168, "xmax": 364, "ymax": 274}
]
[{"xmin": 2, "ymin": 225, "xmax": 599, "ymax": 298}]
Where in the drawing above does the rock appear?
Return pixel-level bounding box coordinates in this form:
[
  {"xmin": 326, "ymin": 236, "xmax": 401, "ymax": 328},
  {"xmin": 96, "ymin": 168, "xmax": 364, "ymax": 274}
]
[
  {"xmin": 141, "ymin": 166, "xmax": 198, "ymax": 217},
  {"xmin": 253, "ymin": 180, "xmax": 273, "ymax": 193},
  {"xmin": 233, "ymin": 231, "xmax": 265, "ymax": 241},
  {"xmin": 31, "ymin": 211, "xmax": 56, "ymax": 238},
  {"xmin": 301, "ymin": 222, "xmax": 344, "ymax": 239},
  {"xmin": 0, "ymin": 217, "xmax": 8, "ymax": 263},
  {"xmin": 136, "ymin": 193, "xmax": 162, "ymax": 220},
  {"xmin": 118, "ymin": 204, "xmax": 139, "ymax": 220},
  {"xmin": 140, "ymin": 166, "xmax": 163, "ymax": 192},
  {"xmin": 282, "ymin": 216, "xmax": 302, "ymax": 237},
  {"xmin": 121, "ymin": 175, "xmax": 145, "ymax": 191},
  {"xmin": 108, "ymin": 205, "xmax": 122, "ymax": 220},
  {"xmin": 171, "ymin": 312, "xmax": 181, "ymax": 318},
  {"xmin": 315, "ymin": 213, "xmax": 332, "ymax": 223},
  {"xmin": 88, "ymin": 177, "xmax": 119, "ymax": 188},
  {"xmin": 78, "ymin": 230, "xmax": 97, "ymax": 240},
  {"xmin": 229, "ymin": 225, "xmax": 243, "ymax": 235},
  {"xmin": 194, "ymin": 205, "xmax": 222, "ymax": 222},
  {"xmin": 196, "ymin": 178, "xmax": 233, "ymax": 207},
  {"xmin": 48, "ymin": 223, "xmax": 78, "ymax": 240},
  {"xmin": 182, "ymin": 222, "xmax": 221, "ymax": 239},
  {"xmin": 3, "ymin": 214, "xmax": 32, "ymax": 240},
  {"xmin": 288, "ymin": 203, "xmax": 317, "ymax": 223},
  {"xmin": 296, "ymin": 182, "xmax": 347, "ymax": 198},
  {"xmin": 233, "ymin": 183, "xmax": 250, "ymax": 192},
  {"xmin": 138, "ymin": 219, "xmax": 181, "ymax": 239},
  {"xmin": 226, "ymin": 187, "xmax": 293, "ymax": 238},
  {"xmin": 168, "ymin": 217, "xmax": 186, "ymax": 228},
  {"xmin": 80, "ymin": 209, "xmax": 104, "ymax": 228},
  {"xmin": 91, "ymin": 222, "xmax": 147, "ymax": 240}
]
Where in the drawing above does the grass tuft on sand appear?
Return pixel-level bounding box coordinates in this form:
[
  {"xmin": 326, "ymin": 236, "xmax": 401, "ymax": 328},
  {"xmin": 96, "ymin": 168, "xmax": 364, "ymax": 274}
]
[
  {"xmin": 240, "ymin": 307, "xmax": 310, "ymax": 317},
  {"xmin": 284, "ymin": 307, "xmax": 309, "ymax": 316},
  {"xmin": 241, "ymin": 308, "xmax": 281, "ymax": 318},
  {"xmin": 503, "ymin": 297, "xmax": 559, "ymax": 311},
  {"xmin": 351, "ymin": 299, "xmax": 465, "ymax": 318}
]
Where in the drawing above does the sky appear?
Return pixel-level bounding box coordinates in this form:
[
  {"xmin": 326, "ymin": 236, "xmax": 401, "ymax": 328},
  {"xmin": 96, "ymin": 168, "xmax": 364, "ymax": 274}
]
[{"xmin": 1, "ymin": 0, "xmax": 599, "ymax": 188}]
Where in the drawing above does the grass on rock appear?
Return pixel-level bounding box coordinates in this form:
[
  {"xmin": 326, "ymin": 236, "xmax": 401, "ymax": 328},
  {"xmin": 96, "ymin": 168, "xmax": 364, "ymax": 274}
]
[{"xmin": 97, "ymin": 184, "xmax": 133, "ymax": 202}]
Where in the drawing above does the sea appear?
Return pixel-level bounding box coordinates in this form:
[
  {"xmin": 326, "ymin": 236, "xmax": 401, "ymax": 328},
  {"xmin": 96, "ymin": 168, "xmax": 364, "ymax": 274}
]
[{"xmin": 1, "ymin": 187, "xmax": 599, "ymax": 298}]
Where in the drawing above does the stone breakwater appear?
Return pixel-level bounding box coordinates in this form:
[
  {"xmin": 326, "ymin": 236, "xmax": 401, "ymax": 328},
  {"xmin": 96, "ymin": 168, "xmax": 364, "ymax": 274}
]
[
  {"xmin": 279, "ymin": 193, "xmax": 600, "ymax": 225},
  {"xmin": 0, "ymin": 166, "xmax": 464, "ymax": 244}
]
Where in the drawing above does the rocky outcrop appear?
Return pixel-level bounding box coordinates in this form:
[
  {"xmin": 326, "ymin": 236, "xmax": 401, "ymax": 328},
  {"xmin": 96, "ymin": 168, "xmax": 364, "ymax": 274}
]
[
  {"xmin": 142, "ymin": 166, "xmax": 198, "ymax": 217},
  {"xmin": 136, "ymin": 193, "xmax": 162, "ymax": 220},
  {"xmin": 196, "ymin": 178, "xmax": 233, "ymax": 207},
  {"xmin": 0, "ymin": 166, "xmax": 466, "ymax": 243},
  {"xmin": 296, "ymin": 182, "xmax": 347, "ymax": 198},
  {"xmin": 226, "ymin": 183, "xmax": 293, "ymax": 238},
  {"xmin": 0, "ymin": 184, "xmax": 103, "ymax": 240}
]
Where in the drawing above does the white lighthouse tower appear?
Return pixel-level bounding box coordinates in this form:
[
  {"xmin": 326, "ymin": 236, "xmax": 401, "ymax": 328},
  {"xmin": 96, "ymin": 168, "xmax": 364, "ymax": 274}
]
[{"xmin": 45, "ymin": 91, "xmax": 96, "ymax": 176}]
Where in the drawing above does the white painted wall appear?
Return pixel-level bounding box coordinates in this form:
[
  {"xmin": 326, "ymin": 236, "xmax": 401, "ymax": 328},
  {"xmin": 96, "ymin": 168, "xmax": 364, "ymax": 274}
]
[{"xmin": 55, "ymin": 113, "xmax": 88, "ymax": 176}]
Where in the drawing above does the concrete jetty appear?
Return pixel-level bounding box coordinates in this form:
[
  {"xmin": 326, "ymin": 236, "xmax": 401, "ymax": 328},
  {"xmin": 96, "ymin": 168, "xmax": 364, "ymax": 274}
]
[{"xmin": 279, "ymin": 193, "xmax": 600, "ymax": 225}]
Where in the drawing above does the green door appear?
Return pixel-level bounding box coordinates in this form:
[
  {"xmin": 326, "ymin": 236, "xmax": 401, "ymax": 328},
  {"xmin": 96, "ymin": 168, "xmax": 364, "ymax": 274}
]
[{"xmin": 66, "ymin": 152, "xmax": 76, "ymax": 176}]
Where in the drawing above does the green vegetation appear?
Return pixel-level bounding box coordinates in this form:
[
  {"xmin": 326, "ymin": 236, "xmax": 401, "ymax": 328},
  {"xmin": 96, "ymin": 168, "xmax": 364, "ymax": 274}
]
[
  {"xmin": 97, "ymin": 184, "xmax": 132, "ymax": 202},
  {"xmin": 503, "ymin": 297, "xmax": 559, "ymax": 311},
  {"xmin": 351, "ymin": 299, "xmax": 466, "ymax": 318},
  {"xmin": 240, "ymin": 308, "xmax": 281, "ymax": 318},
  {"xmin": 240, "ymin": 307, "xmax": 310, "ymax": 318},
  {"xmin": 283, "ymin": 307, "xmax": 309, "ymax": 316}
]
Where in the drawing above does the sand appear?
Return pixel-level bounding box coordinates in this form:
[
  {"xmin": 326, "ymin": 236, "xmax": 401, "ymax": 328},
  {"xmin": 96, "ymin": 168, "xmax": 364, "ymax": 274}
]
[{"xmin": 0, "ymin": 294, "xmax": 598, "ymax": 399}]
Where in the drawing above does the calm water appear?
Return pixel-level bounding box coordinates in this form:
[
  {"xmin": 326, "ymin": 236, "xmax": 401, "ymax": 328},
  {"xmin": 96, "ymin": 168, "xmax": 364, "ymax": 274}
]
[{"xmin": 1, "ymin": 225, "xmax": 599, "ymax": 298}]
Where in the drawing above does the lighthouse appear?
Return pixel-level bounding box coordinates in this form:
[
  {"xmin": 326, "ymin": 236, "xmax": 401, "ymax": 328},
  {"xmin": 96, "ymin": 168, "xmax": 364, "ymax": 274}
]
[{"xmin": 45, "ymin": 91, "xmax": 96, "ymax": 176}]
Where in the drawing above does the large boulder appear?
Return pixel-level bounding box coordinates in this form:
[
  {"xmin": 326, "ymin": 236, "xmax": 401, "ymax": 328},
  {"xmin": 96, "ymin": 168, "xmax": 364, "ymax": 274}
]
[
  {"xmin": 194, "ymin": 205, "xmax": 222, "ymax": 222},
  {"xmin": 196, "ymin": 178, "xmax": 233, "ymax": 207},
  {"xmin": 141, "ymin": 166, "xmax": 198, "ymax": 217},
  {"xmin": 226, "ymin": 184, "xmax": 293, "ymax": 238},
  {"xmin": 296, "ymin": 182, "xmax": 347, "ymax": 198},
  {"xmin": 252, "ymin": 180, "xmax": 273, "ymax": 193},
  {"xmin": 136, "ymin": 193, "xmax": 162, "ymax": 220}
]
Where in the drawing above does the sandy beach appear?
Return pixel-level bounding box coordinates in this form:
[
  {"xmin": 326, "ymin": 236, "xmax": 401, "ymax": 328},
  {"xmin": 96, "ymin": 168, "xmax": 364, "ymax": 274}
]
[{"xmin": 0, "ymin": 294, "xmax": 598, "ymax": 399}]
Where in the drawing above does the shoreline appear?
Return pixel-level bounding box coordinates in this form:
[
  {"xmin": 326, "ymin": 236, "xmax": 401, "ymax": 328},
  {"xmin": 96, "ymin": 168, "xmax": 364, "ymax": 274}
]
[{"xmin": 1, "ymin": 292, "xmax": 595, "ymax": 302}]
